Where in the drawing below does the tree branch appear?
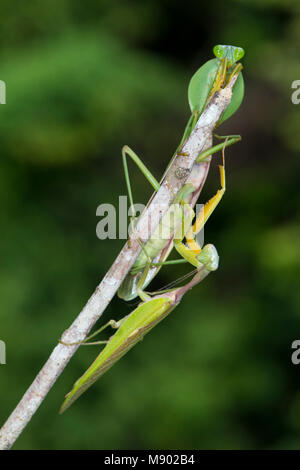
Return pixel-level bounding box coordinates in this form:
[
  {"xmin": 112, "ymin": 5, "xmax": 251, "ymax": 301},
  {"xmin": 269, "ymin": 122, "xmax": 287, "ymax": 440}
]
[{"xmin": 0, "ymin": 78, "xmax": 237, "ymax": 450}]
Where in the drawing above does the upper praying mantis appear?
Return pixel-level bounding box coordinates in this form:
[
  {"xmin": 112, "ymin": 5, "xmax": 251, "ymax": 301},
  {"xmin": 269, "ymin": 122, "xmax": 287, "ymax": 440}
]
[{"xmin": 59, "ymin": 44, "xmax": 245, "ymax": 413}]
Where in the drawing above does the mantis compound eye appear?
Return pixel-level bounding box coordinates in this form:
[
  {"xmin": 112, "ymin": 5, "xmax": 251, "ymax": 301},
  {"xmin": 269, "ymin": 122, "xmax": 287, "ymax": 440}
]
[
  {"xmin": 234, "ymin": 47, "xmax": 245, "ymax": 62},
  {"xmin": 213, "ymin": 45, "xmax": 224, "ymax": 59}
]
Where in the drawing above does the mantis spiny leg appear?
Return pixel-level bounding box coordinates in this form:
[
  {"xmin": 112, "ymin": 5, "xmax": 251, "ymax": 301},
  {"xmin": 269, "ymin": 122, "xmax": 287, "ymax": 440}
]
[
  {"xmin": 59, "ymin": 319, "xmax": 120, "ymax": 346},
  {"xmin": 185, "ymin": 140, "xmax": 227, "ymax": 255},
  {"xmin": 170, "ymin": 139, "xmax": 227, "ymax": 269}
]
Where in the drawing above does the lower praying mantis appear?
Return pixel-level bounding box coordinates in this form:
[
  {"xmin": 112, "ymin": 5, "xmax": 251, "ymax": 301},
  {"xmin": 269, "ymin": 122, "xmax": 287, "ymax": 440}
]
[{"xmin": 60, "ymin": 45, "xmax": 245, "ymax": 412}]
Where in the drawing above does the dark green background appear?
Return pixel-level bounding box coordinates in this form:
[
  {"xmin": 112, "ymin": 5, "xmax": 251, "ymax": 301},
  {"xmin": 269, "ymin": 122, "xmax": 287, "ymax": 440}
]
[{"xmin": 1, "ymin": 0, "xmax": 300, "ymax": 450}]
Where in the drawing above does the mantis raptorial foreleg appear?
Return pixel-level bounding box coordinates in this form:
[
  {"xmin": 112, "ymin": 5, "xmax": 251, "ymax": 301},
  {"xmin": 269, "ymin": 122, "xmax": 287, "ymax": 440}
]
[
  {"xmin": 150, "ymin": 142, "xmax": 226, "ymax": 270},
  {"xmin": 205, "ymin": 57, "xmax": 228, "ymax": 103},
  {"xmin": 175, "ymin": 144, "xmax": 226, "ymax": 265}
]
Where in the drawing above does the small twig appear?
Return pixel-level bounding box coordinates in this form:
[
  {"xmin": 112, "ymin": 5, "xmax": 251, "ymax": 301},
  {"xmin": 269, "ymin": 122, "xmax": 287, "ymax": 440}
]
[{"xmin": 0, "ymin": 77, "xmax": 237, "ymax": 450}]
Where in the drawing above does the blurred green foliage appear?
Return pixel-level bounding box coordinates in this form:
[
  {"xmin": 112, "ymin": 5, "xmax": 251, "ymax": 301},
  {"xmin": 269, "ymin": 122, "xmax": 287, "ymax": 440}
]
[{"xmin": 0, "ymin": 0, "xmax": 300, "ymax": 450}]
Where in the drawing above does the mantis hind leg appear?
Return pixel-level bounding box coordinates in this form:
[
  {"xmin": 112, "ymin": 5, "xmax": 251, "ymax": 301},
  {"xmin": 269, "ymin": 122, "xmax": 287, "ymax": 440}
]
[
  {"xmin": 122, "ymin": 145, "xmax": 160, "ymax": 217},
  {"xmin": 59, "ymin": 319, "xmax": 120, "ymax": 346}
]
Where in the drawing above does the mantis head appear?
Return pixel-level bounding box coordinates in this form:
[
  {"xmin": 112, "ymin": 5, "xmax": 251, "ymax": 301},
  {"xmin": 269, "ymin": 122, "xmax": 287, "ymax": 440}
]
[{"xmin": 213, "ymin": 45, "xmax": 245, "ymax": 67}]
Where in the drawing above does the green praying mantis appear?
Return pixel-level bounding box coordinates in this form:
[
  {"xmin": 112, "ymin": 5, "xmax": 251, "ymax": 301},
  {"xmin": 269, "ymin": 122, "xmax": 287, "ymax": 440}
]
[{"xmin": 60, "ymin": 45, "xmax": 245, "ymax": 413}]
